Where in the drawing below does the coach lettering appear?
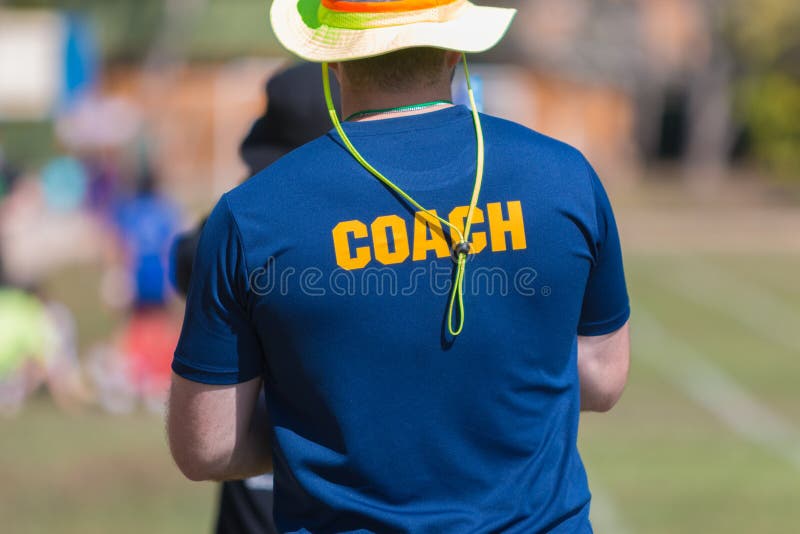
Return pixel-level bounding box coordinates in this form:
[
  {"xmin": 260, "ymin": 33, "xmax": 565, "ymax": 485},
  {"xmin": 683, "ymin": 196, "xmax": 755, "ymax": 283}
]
[
  {"xmin": 448, "ymin": 205, "xmax": 487, "ymax": 254},
  {"xmin": 412, "ymin": 210, "xmax": 451, "ymax": 261},
  {"xmin": 487, "ymin": 201, "xmax": 527, "ymax": 252},
  {"xmin": 372, "ymin": 215, "xmax": 410, "ymax": 266},
  {"xmin": 332, "ymin": 220, "xmax": 372, "ymax": 270},
  {"xmin": 332, "ymin": 201, "xmax": 527, "ymax": 271}
]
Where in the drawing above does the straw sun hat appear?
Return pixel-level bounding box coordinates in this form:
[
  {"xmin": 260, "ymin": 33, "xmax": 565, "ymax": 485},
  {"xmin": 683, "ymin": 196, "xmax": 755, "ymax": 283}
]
[{"xmin": 270, "ymin": 0, "xmax": 517, "ymax": 63}]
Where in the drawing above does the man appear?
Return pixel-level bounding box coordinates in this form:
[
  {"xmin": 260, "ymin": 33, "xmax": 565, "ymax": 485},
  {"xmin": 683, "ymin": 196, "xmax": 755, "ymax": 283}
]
[
  {"xmin": 171, "ymin": 62, "xmax": 339, "ymax": 534},
  {"xmin": 168, "ymin": 1, "xmax": 630, "ymax": 532}
]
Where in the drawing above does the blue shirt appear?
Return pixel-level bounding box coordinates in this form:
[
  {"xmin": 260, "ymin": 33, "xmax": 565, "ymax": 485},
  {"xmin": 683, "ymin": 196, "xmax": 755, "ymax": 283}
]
[
  {"xmin": 116, "ymin": 194, "xmax": 180, "ymax": 306},
  {"xmin": 174, "ymin": 106, "xmax": 629, "ymax": 533}
]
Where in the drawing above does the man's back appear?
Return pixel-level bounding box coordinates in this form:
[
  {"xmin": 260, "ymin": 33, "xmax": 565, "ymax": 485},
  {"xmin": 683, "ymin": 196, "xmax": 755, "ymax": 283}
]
[{"xmin": 174, "ymin": 106, "xmax": 629, "ymax": 533}]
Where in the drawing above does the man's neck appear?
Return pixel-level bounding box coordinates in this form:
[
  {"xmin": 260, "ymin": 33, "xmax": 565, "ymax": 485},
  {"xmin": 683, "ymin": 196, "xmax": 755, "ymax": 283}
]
[{"xmin": 341, "ymin": 87, "xmax": 454, "ymax": 122}]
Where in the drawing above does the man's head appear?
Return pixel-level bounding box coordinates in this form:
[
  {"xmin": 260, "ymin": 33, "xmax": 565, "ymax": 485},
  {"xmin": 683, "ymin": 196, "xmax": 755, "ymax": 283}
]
[
  {"xmin": 270, "ymin": 1, "xmax": 516, "ymax": 64},
  {"xmin": 331, "ymin": 48, "xmax": 461, "ymax": 94}
]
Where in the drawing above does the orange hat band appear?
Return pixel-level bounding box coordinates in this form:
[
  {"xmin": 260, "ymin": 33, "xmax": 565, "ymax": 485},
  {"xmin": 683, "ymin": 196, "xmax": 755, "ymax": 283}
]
[
  {"xmin": 319, "ymin": 0, "xmax": 467, "ymax": 29},
  {"xmin": 321, "ymin": 0, "xmax": 461, "ymax": 14}
]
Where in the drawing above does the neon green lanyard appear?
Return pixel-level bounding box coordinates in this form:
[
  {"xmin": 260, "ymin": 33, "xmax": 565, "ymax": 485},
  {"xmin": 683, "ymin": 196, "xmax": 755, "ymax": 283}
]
[
  {"xmin": 345, "ymin": 100, "xmax": 453, "ymax": 122},
  {"xmin": 322, "ymin": 54, "xmax": 485, "ymax": 336}
]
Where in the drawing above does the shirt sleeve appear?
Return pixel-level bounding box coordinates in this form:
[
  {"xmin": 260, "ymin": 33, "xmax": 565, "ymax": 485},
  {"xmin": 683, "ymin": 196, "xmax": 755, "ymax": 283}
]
[
  {"xmin": 172, "ymin": 195, "xmax": 264, "ymax": 384},
  {"xmin": 577, "ymin": 161, "xmax": 631, "ymax": 336}
]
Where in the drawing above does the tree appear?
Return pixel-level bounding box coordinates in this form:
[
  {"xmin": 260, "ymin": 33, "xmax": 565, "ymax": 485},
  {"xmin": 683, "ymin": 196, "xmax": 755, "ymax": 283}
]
[{"xmin": 726, "ymin": 0, "xmax": 800, "ymax": 179}]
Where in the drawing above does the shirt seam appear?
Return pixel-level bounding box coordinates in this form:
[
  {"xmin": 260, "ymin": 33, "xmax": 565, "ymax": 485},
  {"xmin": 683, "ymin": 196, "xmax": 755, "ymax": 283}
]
[
  {"xmin": 578, "ymin": 304, "xmax": 631, "ymax": 335},
  {"xmin": 334, "ymin": 109, "xmax": 473, "ymax": 138},
  {"xmin": 222, "ymin": 194, "xmax": 252, "ymax": 294},
  {"xmin": 173, "ymin": 351, "xmax": 240, "ymax": 375},
  {"xmin": 582, "ymin": 155, "xmax": 602, "ymax": 267}
]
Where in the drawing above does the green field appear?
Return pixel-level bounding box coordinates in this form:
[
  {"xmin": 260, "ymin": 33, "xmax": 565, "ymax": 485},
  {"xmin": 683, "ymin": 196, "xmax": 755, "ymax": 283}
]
[
  {"xmin": 2, "ymin": 251, "xmax": 798, "ymax": 533},
  {"xmin": 581, "ymin": 252, "xmax": 800, "ymax": 534}
]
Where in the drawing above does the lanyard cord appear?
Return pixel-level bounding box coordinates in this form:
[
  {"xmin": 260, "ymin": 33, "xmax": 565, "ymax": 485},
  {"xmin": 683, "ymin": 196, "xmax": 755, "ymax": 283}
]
[{"xmin": 322, "ymin": 54, "xmax": 485, "ymax": 336}]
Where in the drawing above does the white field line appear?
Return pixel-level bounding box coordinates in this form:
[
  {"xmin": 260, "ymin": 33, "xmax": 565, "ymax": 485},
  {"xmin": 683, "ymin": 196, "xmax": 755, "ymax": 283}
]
[
  {"xmin": 654, "ymin": 259, "xmax": 800, "ymax": 355},
  {"xmin": 635, "ymin": 307, "xmax": 800, "ymax": 471},
  {"xmin": 590, "ymin": 486, "xmax": 633, "ymax": 534}
]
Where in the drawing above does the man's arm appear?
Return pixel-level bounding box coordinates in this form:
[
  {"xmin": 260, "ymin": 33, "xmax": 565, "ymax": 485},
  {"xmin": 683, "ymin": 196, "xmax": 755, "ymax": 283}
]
[
  {"xmin": 577, "ymin": 321, "xmax": 630, "ymax": 412},
  {"xmin": 167, "ymin": 373, "xmax": 272, "ymax": 482}
]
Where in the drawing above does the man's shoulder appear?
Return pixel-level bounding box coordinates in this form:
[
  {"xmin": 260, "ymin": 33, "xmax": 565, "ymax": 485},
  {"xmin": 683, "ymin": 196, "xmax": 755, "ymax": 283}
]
[
  {"xmin": 479, "ymin": 113, "xmax": 589, "ymax": 181},
  {"xmin": 480, "ymin": 113, "xmax": 585, "ymax": 162}
]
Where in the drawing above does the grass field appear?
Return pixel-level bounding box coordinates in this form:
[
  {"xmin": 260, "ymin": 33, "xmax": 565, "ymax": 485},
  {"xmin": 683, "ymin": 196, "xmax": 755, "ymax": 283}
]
[
  {"xmin": 581, "ymin": 252, "xmax": 800, "ymax": 534},
  {"xmin": 2, "ymin": 240, "xmax": 798, "ymax": 532}
]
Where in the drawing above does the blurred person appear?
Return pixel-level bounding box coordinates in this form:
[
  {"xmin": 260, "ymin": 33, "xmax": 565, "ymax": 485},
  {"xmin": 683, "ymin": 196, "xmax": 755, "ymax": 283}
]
[
  {"xmin": 0, "ymin": 144, "xmax": 17, "ymax": 268},
  {"xmin": 39, "ymin": 289, "xmax": 88, "ymax": 410},
  {"xmin": 171, "ymin": 61, "xmax": 339, "ymax": 534},
  {"xmin": 0, "ymin": 171, "xmax": 88, "ymax": 413},
  {"xmin": 0, "ymin": 141, "xmax": 20, "ymax": 201},
  {"xmin": 0, "ymin": 285, "xmax": 50, "ymax": 416},
  {"xmin": 168, "ymin": 3, "xmax": 630, "ymax": 534},
  {"xmin": 54, "ymin": 94, "xmax": 142, "ymax": 220},
  {"xmin": 109, "ymin": 166, "xmax": 181, "ymax": 411},
  {"xmin": 0, "ymin": 280, "xmax": 87, "ymax": 415},
  {"xmin": 117, "ymin": 306, "xmax": 181, "ymax": 412},
  {"xmin": 40, "ymin": 154, "xmax": 88, "ymax": 213},
  {"xmin": 85, "ymin": 342, "xmax": 137, "ymax": 414},
  {"xmin": 84, "ymin": 153, "xmax": 121, "ymax": 219},
  {"xmin": 1, "ymin": 160, "xmax": 103, "ymax": 287},
  {"xmin": 114, "ymin": 167, "xmax": 180, "ymax": 310}
]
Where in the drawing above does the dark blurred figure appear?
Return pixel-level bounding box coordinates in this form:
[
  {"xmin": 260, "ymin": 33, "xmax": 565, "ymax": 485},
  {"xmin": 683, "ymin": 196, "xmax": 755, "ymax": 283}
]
[
  {"xmin": 0, "ymin": 157, "xmax": 19, "ymax": 201},
  {"xmin": 171, "ymin": 62, "xmax": 339, "ymax": 534},
  {"xmin": 0, "ymin": 144, "xmax": 16, "ymax": 279},
  {"xmin": 85, "ymin": 154, "xmax": 120, "ymax": 219}
]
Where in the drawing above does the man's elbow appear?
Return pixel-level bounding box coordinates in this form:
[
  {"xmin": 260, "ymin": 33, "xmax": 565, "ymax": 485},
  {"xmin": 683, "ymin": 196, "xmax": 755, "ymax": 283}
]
[
  {"xmin": 180, "ymin": 465, "xmax": 221, "ymax": 483},
  {"xmin": 171, "ymin": 452, "xmax": 210, "ymax": 482},
  {"xmin": 591, "ymin": 353, "xmax": 630, "ymax": 412},
  {"xmin": 169, "ymin": 442, "xmax": 228, "ymax": 482},
  {"xmin": 167, "ymin": 415, "xmax": 231, "ymax": 482},
  {"xmin": 587, "ymin": 380, "xmax": 627, "ymax": 413},
  {"xmin": 578, "ymin": 323, "xmax": 631, "ymax": 413}
]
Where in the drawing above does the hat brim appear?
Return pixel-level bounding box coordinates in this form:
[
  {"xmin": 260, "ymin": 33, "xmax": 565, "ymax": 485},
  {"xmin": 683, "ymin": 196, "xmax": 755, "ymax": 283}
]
[{"xmin": 270, "ymin": 0, "xmax": 517, "ymax": 62}]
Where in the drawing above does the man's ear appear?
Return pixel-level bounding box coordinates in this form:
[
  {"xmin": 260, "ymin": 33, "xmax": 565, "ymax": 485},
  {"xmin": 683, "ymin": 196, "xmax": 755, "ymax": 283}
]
[
  {"xmin": 328, "ymin": 62, "xmax": 343, "ymax": 84},
  {"xmin": 445, "ymin": 51, "xmax": 461, "ymax": 69}
]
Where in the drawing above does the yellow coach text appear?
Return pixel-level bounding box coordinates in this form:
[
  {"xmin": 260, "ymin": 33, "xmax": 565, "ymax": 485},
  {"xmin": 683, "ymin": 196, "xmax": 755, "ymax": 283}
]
[{"xmin": 332, "ymin": 201, "xmax": 527, "ymax": 270}]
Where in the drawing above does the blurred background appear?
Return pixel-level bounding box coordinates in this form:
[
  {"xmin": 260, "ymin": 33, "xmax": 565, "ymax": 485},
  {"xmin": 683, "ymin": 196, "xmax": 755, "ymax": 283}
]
[{"xmin": 0, "ymin": 1, "xmax": 798, "ymax": 533}]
